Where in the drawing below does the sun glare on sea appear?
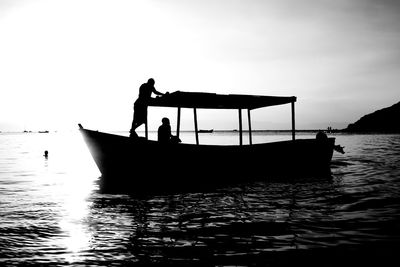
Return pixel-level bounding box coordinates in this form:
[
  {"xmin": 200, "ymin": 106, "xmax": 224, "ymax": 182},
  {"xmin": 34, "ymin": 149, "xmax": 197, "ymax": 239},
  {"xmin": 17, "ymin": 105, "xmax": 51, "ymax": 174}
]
[{"xmin": 45, "ymin": 131, "xmax": 99, "ymax": 263}]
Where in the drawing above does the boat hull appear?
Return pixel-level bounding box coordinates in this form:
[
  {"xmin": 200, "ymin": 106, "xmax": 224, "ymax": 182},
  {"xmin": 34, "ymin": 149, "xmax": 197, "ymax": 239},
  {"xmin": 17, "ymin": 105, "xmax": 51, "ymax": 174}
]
[{"xmin": 79, "ymin": 128, "xmax": 335, "ymax": 192}]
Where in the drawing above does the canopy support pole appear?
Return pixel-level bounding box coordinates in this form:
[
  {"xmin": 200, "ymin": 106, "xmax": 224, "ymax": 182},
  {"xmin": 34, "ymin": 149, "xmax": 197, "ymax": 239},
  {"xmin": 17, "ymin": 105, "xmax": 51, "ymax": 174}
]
[
  {"xmin": 247, "ymin": 109, "xmax": 252, "ymax": 145},
  {"xmin": 145, "ymin": 116, "xmax": 148, "ymax": 140},
  {"xmin": 238, "ymin": 108, "xmax": 243, "ymax": 146},
  {"xmin": 176, "ymin": 107, "xmax": 181, "ymax": 138},
  {"xmin": 194, "ymin": 108, "xmax": 199, "ymax": 145},
  {"xmin": 291, "ymin": 101, "xmax": 296, "ymax": 141}
]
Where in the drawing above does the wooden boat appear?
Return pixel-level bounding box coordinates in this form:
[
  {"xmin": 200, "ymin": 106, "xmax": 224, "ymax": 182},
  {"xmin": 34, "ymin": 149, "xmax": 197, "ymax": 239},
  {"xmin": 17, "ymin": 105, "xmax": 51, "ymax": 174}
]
[{"xmin": 79, "ymin": 91, "xmax": 337, "ymax": 192}]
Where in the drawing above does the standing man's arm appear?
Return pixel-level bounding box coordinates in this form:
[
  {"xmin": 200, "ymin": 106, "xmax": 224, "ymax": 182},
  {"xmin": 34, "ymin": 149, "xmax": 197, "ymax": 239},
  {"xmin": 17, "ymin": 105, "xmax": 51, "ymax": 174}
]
[{"xmin": 152, "ymin": 87, "xmax": 164, "ymax": 96}]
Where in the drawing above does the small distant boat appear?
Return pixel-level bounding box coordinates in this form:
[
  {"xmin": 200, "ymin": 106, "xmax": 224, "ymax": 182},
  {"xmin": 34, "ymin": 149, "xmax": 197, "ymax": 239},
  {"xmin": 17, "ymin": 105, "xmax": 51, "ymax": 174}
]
[
  {"xmin": 198, "ymin": 129, "xmax": 213, "ymax": 133},
  {"xmin": 79, "ymin": 91, "xmax": 339, "ymax": 192}
]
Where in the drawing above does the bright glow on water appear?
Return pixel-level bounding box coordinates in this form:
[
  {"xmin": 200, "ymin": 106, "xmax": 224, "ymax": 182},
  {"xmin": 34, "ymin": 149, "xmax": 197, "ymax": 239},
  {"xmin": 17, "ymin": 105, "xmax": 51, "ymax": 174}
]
[
  {"xmin": 0, "ymin": 132, "xmax": 99, "ymax": 264},
  {"xmin": 1, "ymin": 131, "xmax": 400, "ymax": 265}
]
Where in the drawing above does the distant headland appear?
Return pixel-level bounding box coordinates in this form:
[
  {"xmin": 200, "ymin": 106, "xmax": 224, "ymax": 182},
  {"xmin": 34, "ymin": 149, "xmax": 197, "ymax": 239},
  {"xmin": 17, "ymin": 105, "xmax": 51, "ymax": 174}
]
[{"xmin": 344, "ymin": 101, "xmax": 400, "ymax": 133}]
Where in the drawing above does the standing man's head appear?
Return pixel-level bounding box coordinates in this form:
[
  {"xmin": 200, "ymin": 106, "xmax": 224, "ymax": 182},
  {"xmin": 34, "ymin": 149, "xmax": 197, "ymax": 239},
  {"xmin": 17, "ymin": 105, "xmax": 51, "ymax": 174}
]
[{"xmin": 147, "ymin": 78, "xmax": 155, "ymax": 86}]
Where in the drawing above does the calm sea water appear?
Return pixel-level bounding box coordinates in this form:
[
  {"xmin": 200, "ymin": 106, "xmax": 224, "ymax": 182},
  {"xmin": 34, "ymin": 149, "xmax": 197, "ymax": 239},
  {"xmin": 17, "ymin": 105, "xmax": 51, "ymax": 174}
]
[{"xmin": 0, "ymin": 131, "xmax": 399, "ymax": 266}]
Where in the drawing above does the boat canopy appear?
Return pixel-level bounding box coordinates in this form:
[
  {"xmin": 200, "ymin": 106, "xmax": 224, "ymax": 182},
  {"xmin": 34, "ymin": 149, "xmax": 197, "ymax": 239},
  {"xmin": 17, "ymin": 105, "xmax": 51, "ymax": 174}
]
[{"xmin": 148, "ymin": 91, "xmax": 296, "ymax": 110}]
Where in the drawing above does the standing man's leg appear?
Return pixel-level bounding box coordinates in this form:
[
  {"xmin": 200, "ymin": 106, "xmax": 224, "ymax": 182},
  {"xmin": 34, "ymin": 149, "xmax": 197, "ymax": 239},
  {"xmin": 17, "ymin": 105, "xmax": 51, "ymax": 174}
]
[
  {"xmin": 130, "ymin": 104, "xmax": 140, "ymax": 138},
  {"xmin": 129, "ymin": 104, "xmax": 146, "ymax": 138}
]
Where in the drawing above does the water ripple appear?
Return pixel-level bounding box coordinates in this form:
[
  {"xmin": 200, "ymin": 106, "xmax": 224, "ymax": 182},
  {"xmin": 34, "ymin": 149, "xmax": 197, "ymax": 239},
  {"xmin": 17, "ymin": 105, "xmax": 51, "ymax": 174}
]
[{"xmin": 1, "ymin": 133, "xmax": 400, "ymax": 265}]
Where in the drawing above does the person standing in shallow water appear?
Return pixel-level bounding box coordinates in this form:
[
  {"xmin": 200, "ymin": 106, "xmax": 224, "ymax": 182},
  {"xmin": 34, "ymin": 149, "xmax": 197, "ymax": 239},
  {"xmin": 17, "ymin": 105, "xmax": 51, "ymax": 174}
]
[{"xmin": 129, "ymin": 78, "xmax": 165, "ymax": 138}]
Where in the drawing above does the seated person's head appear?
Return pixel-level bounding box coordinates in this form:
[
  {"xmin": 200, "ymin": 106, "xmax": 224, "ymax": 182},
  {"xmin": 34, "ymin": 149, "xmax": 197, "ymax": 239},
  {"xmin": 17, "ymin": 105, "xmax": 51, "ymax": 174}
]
[{"xmin": 162, "ymin": 117, "xmax": 170, "ymax": 125}]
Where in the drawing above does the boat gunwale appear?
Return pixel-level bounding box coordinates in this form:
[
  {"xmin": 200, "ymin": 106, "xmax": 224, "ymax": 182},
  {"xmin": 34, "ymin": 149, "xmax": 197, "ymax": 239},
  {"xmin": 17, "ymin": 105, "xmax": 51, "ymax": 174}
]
[{"xmin": 79, "ymin": 127, "xmax": 334, "ymax": 148}]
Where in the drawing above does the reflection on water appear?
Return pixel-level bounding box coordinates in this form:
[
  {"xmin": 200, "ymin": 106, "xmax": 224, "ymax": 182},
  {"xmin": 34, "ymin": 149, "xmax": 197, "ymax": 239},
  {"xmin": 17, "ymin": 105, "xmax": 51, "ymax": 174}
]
[
  {"xmin": 56, "ymin": 174, "xmax": 94, "ymax": 264},
  {"xmin": 0, "ymin": 132, "xmax": 98, "ymax": 265},
  {"xmin": 0, "ymin": 132, "xmax": 400, "ymax": 266}
]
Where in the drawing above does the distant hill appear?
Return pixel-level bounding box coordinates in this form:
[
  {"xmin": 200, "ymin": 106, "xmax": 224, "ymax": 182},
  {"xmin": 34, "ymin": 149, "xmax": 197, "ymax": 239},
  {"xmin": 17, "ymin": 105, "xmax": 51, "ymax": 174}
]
[{"xmin": 344, "ymin": 101, "xmax": 400, "ymax": 133}]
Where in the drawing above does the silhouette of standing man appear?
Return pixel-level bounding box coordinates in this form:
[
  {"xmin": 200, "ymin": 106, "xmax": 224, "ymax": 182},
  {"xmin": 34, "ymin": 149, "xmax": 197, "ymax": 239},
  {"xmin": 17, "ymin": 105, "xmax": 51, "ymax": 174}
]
[{"xmin": 130, "ymin": 78, "xmax": 165, "ymax": 138}]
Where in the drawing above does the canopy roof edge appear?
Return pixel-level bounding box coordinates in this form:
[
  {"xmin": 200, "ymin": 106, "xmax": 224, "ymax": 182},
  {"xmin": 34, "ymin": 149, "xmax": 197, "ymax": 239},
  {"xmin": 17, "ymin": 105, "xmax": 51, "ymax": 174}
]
[{"xmin": 148, "ymin": 91, "xmax": 296, "ymax": 110}]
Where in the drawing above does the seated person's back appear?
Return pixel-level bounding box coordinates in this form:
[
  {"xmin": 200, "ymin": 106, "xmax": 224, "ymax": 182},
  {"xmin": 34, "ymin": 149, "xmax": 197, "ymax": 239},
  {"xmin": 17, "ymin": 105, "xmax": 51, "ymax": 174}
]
[{"xmin": 158, "ymin": 117, "xmax": 171, "ymax": 143}]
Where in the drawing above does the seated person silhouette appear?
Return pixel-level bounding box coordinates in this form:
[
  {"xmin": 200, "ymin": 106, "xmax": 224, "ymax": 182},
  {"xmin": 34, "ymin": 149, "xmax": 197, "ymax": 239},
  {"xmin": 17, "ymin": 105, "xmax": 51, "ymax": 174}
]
[
  {"xmin": 158, "ymin": 117, "xmax": 181, "ymax": 143},
  {"xmin": 158, "ymin": 117, "xmax": 172, "ymax": 143},
  {"xmin": 130, "ymin": 78, "xmax": 165, "ymax": 138}
]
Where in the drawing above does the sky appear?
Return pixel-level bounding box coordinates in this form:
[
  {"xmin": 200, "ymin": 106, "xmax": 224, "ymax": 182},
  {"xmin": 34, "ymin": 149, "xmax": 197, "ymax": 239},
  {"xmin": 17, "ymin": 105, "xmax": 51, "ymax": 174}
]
[{"xmin": 0, "ymin": 0, "xmax": 399, "ymax": 132}]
